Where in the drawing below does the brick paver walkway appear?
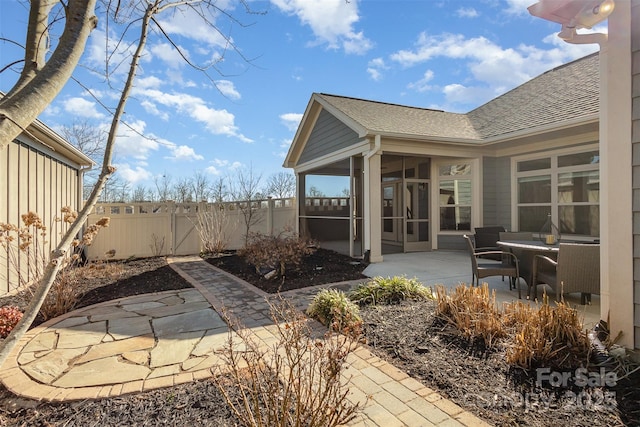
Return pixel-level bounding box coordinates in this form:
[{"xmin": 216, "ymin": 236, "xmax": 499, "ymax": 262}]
[{"xmin": 0, "ymin": 256, "xmax": 491, "ymax": 426}]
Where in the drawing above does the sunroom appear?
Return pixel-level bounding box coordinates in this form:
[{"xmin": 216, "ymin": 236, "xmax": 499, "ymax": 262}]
[{"xmin": 284, "ymin": 53, "xmax": 600, "ymax": 263}]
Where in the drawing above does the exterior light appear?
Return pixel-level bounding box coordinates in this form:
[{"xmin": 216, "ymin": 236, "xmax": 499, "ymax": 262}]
[{"xmin": 528, "ymin": 0, "xmax": 614, "ymax": 43}]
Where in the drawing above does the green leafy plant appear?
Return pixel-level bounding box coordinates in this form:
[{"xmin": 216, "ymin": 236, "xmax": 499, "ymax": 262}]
[
  {"xmin": 215, "ymin": 298, "xmax": 361, "ymax": 427},
  {"xmin": 307, "ymin": 289, "xmax": 362, "ymax": 337},
  {"xmin": 0, "ymin": 306, "xmax": 23, "ymax": 338},
  {"xmin": 239, "ymin": 232, "xmax": 316, "ymax": 278},
  {"xmin": 349, "ymin": 276, "xmax": 433, "ymax": 306}
]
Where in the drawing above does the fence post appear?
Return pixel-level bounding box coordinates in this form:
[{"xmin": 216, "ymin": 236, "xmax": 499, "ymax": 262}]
[
  {"xmin": 267, "ymin": 197, "xmax": 274, "ymax": 236},
  {"xmin": 170, "ymin": 201, "xmax": 176, "ymax": 255}
]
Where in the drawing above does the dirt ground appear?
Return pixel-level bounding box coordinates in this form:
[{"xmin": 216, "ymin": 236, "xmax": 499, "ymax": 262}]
[{"xmin": 0, "ymin": 252, "xmax": 638, "ymax": 426}]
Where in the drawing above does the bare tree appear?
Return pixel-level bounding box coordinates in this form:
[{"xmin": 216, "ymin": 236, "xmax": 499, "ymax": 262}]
[
  {"xmin": 0, "ymin": 0, "xmax": 99, "ymax": 149},
  {"xmin": 0, "ymin": 0, "xmax": 263, "ymax": 367},
  {"xmin": 307, "ymin": 186, "xmax": 325, "ymax": 197},
  {"xmin": 60, "ymin": 120, "xmax": 106, "ymax": 199},
  {"xmin": 173, "ymin": 177, "xmax": 193, "ymax": 203},
  {"xmin": 265, "ymin": 171, "xmax": 296, "ymax": 199},
  {"xmin": 154, "ymin": 173, "xmax": 173, "ymax": 202},
  {"xmin": 191, "ymin": 171, "xmax": 211, "ymax": 202},
  {"xmin": 210, "ymin": 176, "xmax": 229, "ymax": 203},
  {"xmin": 229, "ymin": 166, "xmax": 264, "ymax": 245},
  {"xmin": 131, "ymin": 184, "xmax": 150, "ymax": 202}
]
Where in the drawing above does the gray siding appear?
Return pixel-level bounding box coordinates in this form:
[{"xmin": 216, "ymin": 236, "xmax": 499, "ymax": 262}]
[
  {"xmin": 298, "ymin": 109, "xmax": 359, "ymax": 164},
  {"xmin": 482, "ymin": 157, "xmax": 512, "ymax": 230},
  {"xmin": 632, "ymin": 0, "xmax": 640, "ymax": 349}
]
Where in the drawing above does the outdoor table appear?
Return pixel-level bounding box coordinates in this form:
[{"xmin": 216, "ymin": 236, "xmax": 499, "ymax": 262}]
[{"xmin": 496, "ymin": 240, "xmax": 559, "ymax": 297}]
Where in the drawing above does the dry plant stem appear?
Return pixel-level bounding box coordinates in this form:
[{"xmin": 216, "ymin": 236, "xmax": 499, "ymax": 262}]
[
  {"xmin": 215, "ymin": 299, "xmax": 360, "ymax": 427},
  {"xmin": 0, "ymin": 2, "xmax": 158, "ymax": 368}
]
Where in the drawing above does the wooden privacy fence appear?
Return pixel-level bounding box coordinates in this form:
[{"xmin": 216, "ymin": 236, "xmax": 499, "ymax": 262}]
[{"xmin": 85, "ymin": 198, "xmax": 296, "ymax": 260}]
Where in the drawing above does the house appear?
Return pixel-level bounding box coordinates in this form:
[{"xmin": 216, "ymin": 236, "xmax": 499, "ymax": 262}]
[
  {"xmin": 285, "ymin": 1, "xmax": 638, "ymax": 349},
  {"xmin": 285, "ymin": 53, "xmax": 600, "ymax": 260},
  {"xmin": 0, "ymin": 118, "xmax": 93, "ymax": 295}
]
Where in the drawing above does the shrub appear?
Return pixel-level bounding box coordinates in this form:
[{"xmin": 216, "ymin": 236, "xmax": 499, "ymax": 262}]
[
  {"xmin": 503, "ymin": 294, "xmax": 590, "ymax": 370},
  {"xmin": 239, "ymin": 233, "xmax": 316, "ymax": 278},
  {"xmin": 0, "ymin": 208, "xmax": 110, "ymax": 320},
  {"xmin": 307, "ymin": 289, "xmax": 362, "ymax": 337},
  {"xmin": 214, "ymin": 298, "xmax": 361, "ymax": 427},
  {"xmin": 434, "ymin": 283, "xmax": 505, "ymax": 348},
  {"xmin": 0, "ymin": 306, "xmax": 24, "ymax": 338},
  {"xmin": 192, "ymin": 203, "xmax": 238, "ymax": 255},
  {"xmin": 349, "ymin": 276, "xmax": 432, "ymax": 306}
]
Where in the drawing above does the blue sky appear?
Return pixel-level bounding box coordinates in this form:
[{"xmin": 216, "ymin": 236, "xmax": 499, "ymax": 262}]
[{"xmin": 0, "ymin": 0, "xmax": 602, "ymax": 193}]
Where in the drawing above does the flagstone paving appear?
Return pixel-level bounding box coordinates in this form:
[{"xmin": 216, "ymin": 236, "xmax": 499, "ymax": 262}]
[{"xmin": 0, "ymin": 256, "xmax": 492, "ymax": 426}]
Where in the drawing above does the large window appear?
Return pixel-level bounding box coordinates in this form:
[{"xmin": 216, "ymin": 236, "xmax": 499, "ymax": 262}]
[
  {"xmin": 439, "ymin": 163, "xmax": 471, "ymax": 231},
  {"xmin": 515, "ymin": 149, "xmax": 599, "ymax": 237}
]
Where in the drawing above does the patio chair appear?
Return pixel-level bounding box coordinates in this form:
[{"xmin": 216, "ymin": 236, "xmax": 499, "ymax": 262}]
[
  {"xmin": 463, "ymin": 235, "xmax": 521, "ymax": 299},
  {"xmin": 473, "ymin": 226, "xmax": 506, "ymax": 260},
  {"xmin": 531, "ymin": 243, "xmax": 600, "ymax": 304}
]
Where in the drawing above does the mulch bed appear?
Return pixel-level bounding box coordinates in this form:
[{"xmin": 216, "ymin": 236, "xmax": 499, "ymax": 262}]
[
  {"xmin": 205, "ymin": 248, "xmax": 369, "ymax": 293},
  {"xmin": 1, "ymin": 252, "xmax": 638, "ymax": 426}
]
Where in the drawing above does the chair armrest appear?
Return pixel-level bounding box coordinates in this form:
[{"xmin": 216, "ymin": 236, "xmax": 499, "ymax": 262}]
[
  {"xmin": 473, "ymin": 250, "xmax": 518, "ymax": 264},
  {"xmin": 533, "ymin": 254, "xmax": 557, "ymax": 271}
]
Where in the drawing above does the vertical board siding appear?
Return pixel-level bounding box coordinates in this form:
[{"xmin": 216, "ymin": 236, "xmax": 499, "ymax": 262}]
[
  {"xmin": 632, "ymin": 0, "xmax": 640, "ymax": 349},
  {"xmin": 482, "ymin": 156, "xmax": 512, "ymax": 230},
  {"xmin": 1, "ymin": 140, "xmax": 80, "ymax": 295},
  {"xmin": 298, "ymin": 109, "xmax": 359, "ymax": 164}
]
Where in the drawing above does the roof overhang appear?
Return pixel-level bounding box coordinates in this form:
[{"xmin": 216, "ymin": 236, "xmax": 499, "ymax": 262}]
[{"xmin": 28, "ymin": 119, "xmax": 94, "ymax": 168}]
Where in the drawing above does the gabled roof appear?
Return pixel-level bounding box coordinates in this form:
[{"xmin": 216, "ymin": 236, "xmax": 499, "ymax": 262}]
[
  {"xmin": 315, "ymin": 94, "xmax": 480, "ymax": 140},
  {"xmin": 285, "ymin": 53, "xmax": 599, "ymax": 167}
]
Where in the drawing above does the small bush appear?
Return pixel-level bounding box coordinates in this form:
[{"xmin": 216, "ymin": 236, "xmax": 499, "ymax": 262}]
[
  {"xmin": 0, "ymin": 305, "xmax": 23, "ymax": 338},
  {"xmin": 215, "ymin": 298, "xmax": 361, "ymax": 427},
  {"xmin": 307, "ymin": 289, "xmax": 362, "ymax": 337},
  {"xmin": 239, "ymin": 233, "xmax": 316, "ymax": 278},
  {"xmin": 434, "ymin": 283, "xmax": 505, "ymax": 348},
  {"xmin": 349, "ymin": 276, "xmax": 432, "ymax": 306},
  {"xmin": 503, "ymin": 294, "xmax": 590, "ymax": 370}
]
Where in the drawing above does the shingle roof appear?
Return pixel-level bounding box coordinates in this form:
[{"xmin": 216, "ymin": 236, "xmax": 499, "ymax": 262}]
[
  {"xmin": 467, "ymin": 53, "xmax": 599, "ymax": 138},
  {"xmin": 314, "ymin": 53, "xmax": 599, "ymax": 142},
  {"xmin": 316, "ymin": 94, "xmax": 480, "ymax": 140}
]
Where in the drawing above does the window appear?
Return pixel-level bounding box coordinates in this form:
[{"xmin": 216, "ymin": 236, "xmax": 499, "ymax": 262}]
[
  {"xmin": 515, "ymin": 149, "xmax": 599, "ymax": 237},
  {"xmin": 439, "ymin": 163, "xmax": 471, "ymax": 231}
]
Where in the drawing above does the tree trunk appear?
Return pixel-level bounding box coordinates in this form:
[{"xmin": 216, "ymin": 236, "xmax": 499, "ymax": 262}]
[
  {"xmin": 0, "ymin": 1, "xmax": 157, "ymax": 368},
  {"xmin": 0, "ymin": 0, "xmax": 98, "ymax": 150}
]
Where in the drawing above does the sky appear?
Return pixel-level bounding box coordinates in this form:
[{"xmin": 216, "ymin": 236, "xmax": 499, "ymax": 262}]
[{"xmin": 0, "ymin": 0, "xmax": 603, "ymax": 196}]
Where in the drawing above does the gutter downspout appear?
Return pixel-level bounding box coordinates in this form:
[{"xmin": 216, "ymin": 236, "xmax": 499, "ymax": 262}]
[{"xmin": 363, "ymin": 135, "xmax": 382, "ymax": 262}]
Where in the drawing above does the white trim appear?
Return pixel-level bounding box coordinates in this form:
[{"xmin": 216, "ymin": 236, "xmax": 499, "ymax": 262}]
[{"xmin": 293, "ymin": 140, "xmax": 369, "ymax": 174}]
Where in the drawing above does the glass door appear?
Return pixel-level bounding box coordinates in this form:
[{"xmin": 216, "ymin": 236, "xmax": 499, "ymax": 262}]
[
  {"xmin": 382, "ymin": 181, "xmax": 403, "ymax": 246},
  {"xmin": 404, "ymin": 180, "xmax": 430, "ymax": 251}
]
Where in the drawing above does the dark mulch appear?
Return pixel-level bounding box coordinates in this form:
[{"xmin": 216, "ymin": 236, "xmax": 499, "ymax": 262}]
[
  {"xmin": 361, "ymin": 299, "xmax": 640, "ymax": 427},
  {"xmin": 205, "ymin": 248, "xmax": 368, "ymax": 293},
  {"xmin": 1, "ymin": 253, "xmax": 638, "ymax": 426}
]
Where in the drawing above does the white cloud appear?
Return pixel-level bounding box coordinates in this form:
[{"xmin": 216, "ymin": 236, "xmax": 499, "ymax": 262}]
[
  {"xmin": 206, "ymin": 158, "xmax": 242, "ymax": 175},
  {"xmin": 155, "ymin": 6, "xmax": 231, "ymax": 48},
  {"xmin": 407, "ymin": 70, "xmax": 435, "ymax": 93},
  {"xmin": 271, "ymin": 0, "xmax": 373, "ymax": 54},
  {"xmin": 150, "ymin": 42, "xmax": 187, "ymax": 68},
  {"xmin": 216, "ymin": 80, "xmax": 241, "ymax": 100},
  {"xmin": 136, "ymin": 76, "xmax": 163, "ymax": 89},
  {"xmin": 456, "ymin": 7, "xmax": 479, "ymax": 18},
  {"xmin": 133, "ymin": 88, "xmax": 252, "ymax": 142},
  {"xmin": 504, "ymin": 0, "xmax": 535, "ymax": 15},
  {"xmin": 63, "ymin": 97, "xmax": 104, "ymax": 119},
  {"xmin": 390, "ymin": 31, "xmax": 599, "ymax": 107},
  {"xmin": 114, "ymin": 163, "xmax": 152, "ymax": 183},
  {"xmin": 280, "ymin": 113, "xmax": 303, "ymax": 132},
  {"xmin": 367, "ymin": 57, "xmax": 388, "ymax": 81},
  {"xmin": 107, "ymin": 120, "xmax": 161, "ymax": 160},
  {"xmin": 166, "ymin": 145, "xmax": 204, "ymax": 161}
]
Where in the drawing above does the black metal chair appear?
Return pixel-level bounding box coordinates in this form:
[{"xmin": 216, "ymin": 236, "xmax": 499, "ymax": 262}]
[{"xmin": 463, "ymin": 235, "xmax": 522, "ymax": 299}]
